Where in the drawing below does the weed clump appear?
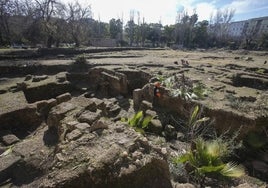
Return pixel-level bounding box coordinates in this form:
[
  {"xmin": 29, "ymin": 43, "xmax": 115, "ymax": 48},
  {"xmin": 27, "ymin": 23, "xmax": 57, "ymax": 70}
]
[
  {"xmin": 75, "ymin": 54, "xmax": 87, "ymax": 64},
  {"xmin": 155, "ymin": 74, "xmax": 210, "ymax": 100}
]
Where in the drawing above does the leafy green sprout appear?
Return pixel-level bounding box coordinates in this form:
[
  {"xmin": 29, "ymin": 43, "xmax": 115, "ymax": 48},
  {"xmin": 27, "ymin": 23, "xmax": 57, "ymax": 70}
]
[
  {"xmin": 255, "ymin": 68, "xmax": 265, "ymax": 74},
  {"xmin": 122, "ymin": 111, "xmax": 153, "ymax": 134}
]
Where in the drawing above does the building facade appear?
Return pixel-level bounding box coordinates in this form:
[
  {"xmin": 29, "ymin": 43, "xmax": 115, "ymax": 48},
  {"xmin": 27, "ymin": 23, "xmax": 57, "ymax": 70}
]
[
  {"xmin": 228, "ymin": 21, "xmax": 247, "ymax": 37},
  {"xmin": 228, "ymin": 16, "xmax": 268, "ymax": 38}
]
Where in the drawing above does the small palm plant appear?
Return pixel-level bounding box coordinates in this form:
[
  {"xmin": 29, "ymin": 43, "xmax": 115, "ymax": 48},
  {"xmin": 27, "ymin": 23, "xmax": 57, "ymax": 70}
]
[{"xmin": 173, "ymin": 137, "xmax": 245, "ymax": 185}]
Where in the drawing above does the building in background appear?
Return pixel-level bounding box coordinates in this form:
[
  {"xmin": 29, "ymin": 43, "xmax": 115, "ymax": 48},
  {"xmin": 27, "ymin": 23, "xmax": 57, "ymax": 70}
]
[
  {"xmin": 228, "ymin": 16, "xmax": 268, "ymax": 38},
  {"xmin": 228, "ymin": 21, "xmax": 247, "ymax": 37}
]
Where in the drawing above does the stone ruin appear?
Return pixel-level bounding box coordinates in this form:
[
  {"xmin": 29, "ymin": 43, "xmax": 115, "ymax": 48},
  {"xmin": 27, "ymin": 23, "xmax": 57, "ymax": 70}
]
[
  {"xmin": 0, "ymin": 66, "xmax": 176, "ymax": 188},
  {"xmin": 0, "ymin": 57, "xmax": 267, "ymax": 187}
]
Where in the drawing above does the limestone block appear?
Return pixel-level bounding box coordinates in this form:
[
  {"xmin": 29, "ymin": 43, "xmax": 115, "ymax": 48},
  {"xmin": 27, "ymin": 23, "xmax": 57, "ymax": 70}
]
[{"xmin": 56, "ymin": 93, "xmax": 71, "ymax": 104}]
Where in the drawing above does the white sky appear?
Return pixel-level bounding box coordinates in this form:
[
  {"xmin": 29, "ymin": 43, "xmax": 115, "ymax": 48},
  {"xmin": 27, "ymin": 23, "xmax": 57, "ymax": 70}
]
[{"xmin": 62, "ymin": 0, "xmax": 268, "ymax": 25}]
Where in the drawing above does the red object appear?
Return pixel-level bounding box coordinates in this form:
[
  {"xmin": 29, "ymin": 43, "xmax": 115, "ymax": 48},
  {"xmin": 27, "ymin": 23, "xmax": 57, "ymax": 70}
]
[
  {"xmin": 155, "ymin": 91, "xmax": 161, "ymax": 97},
  {"xmin": 154, "ymin": 82, "xmax": 161, "ymax": 97},
  {"xmin": 154, "ymin": 82, "xmax": 161, "ymax": 87}
]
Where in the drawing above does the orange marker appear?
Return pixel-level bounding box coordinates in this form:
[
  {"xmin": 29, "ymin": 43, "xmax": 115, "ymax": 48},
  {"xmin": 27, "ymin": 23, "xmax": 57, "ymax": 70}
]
[{"xmin": 154, "ymin": 82, "xmax": 161, "ymax": 97}]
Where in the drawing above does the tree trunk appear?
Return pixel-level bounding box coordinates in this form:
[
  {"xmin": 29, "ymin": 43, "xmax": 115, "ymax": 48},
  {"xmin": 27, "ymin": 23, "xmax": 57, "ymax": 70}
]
[
  {"xmin": 74, "ymin": 37, "xmax": 80, "ymax": 47},
  {"xmin": 47, "ymin": 35, "xmax": 53, "ymax": 48}
]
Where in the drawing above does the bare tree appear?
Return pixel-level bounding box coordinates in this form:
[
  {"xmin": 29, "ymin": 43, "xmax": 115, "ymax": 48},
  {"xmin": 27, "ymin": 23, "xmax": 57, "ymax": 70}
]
[
  {"xmin": 66, "ymin": 1, "xmax": 92, "ymax": 47},
  {"xmin": 33, "ymin": 0, "xmax": 65, "ymax": 47},
  {"xmin": 175, "ymin": 10, "xmax": 198, "ymax": 48},
  {"xmin": 141, "ymin": 17, "xmax": 146, "ymax": 46},
  {"xmin": 135, "ymin": 11, "xmax": 141, "ymax": 46},
  {"xmin": 0, "ymin": 0, "xmax": 14, "ymax": 45},
  {"xmin": 125, "ymin": 10, "xmax": 135, "ymax": 46},
  {"xmin": 0, "ymin": 0, "xmax": 91, "ymax": 47},
  {"xmin": 109, "ymin": 18, "xmax": 123, "ymax": 43},
  {"xmin": 210, "ymin": 8, "xmax": 235, "ymax": 46},
  {"xmin": 241, "ymin": 19, "xmax": 264, "ymax": 50}
]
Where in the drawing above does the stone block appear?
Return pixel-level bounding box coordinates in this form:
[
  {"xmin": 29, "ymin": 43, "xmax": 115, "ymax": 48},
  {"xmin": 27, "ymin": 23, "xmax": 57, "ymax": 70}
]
[
  {"xmin": 1, "ymin": 134, "xmax": 20, "ymax": 146},
  {"xmin": 66, "ymin": 129, "xmax": 82, "ymax": 141},
  {"xmin": 77, "ymin": 110, "xmax": 101, "ymax": 125},
  {"xmin": 148, "ymin": 119, "xmax": 163, "ymax": 135},
  {"xmin": 140, "ymin": 100, "xmax": 153, "ymax": 111},
  {"xmin": 56, "ymin": 93, "xmax": 71, "ymax": 104},
  {"xmin": 89, "ymin": 119, "xmax": 109, "ymax": 132},
  {"xmin": 133, "ymin": 89, "xmax": 142, "ymax": 110}
]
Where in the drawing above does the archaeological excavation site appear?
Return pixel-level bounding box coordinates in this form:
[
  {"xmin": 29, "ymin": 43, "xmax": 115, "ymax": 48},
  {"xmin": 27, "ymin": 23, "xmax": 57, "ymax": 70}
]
[{"xmin": 0, "ymin": 48, "xmax": 267, "ymax": 188}]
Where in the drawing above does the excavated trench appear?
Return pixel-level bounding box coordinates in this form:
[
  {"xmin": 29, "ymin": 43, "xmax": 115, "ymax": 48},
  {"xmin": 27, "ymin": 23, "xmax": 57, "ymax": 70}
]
[
  {"xmin": 23, "ymin": 82, "xmax": 73, "ymax": 103},
  {"xmin": 0, "ymin": 65, "xmax": 151, "ymax": 143},
  {"xmin": 221, "ymin": 64, "xmax": 268, "ymax": 90},
  {"xmin": 232, "ymin": 73, "xmax": 268, "ymax": 90},
  {"xmin": 21, "ymin": 68, "xmax": 151, "ymax": 103}
]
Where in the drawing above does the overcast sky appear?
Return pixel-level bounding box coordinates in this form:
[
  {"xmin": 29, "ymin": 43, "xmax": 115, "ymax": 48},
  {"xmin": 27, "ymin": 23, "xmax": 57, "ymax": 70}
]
[{"xmin": 62, "ymin": 0, "xmax": 268, "ymax": 25}]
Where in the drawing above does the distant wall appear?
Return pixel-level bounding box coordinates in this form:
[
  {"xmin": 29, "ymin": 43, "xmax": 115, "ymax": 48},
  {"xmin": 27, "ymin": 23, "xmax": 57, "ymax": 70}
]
[{"xmin": 90, "ymin": 38, "xmax": 117, "ymax": 47}]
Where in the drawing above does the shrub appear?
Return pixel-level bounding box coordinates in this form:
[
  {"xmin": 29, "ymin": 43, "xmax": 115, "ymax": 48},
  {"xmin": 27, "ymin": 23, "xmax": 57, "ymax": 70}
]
[
  {"xmin": 155, "ymin": 74, "xmax": 210, "ymax": 100},
  {"xmin": 75, "ymin": 54, "xmax": 87, "ymax": 64}
]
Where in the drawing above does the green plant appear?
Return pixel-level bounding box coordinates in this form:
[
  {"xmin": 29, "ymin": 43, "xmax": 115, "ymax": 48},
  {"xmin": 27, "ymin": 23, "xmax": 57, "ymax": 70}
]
[
  {"xmin": 255, "ymin": 68, "xmax": 265, "ymax": 74},
  {"xmin": 226, "ymin": 94, "xmax": 249, "ymax": 111},
  {"xmin": 155, "ymin": 74, "xmax": 167, "ymax": 83},
  {"xmin": 171, "ymin": 88, "xmax": 192, "ymax": 100},
  {"xmin": 75, "ymin": 54, "xmax": 87, "ymax": 64},
  {"xmin": 155, "ymin": 74, "xmax": 209, "ymax": 101},
  {"xmin": 171, "ymin": 104, "xmax": 245, "ymax": 186},
  {"xmin": 162, "ymin": 75, "xmax": 175, "ymax": 89},
  {"xmin": 192, "ymin": 82, "xmax": 210, "ymax": 99},
  {"xmin": 123, "ymin": 111, "xmax": 153, "ymax": 134},
  {"xmin": 173, "ymin": 137, "xmax": 245, "ymax": 185},
  {"xmin": 188, "ymin": 105, "xmax": 209, "ymax": 128},
  {"xmin": 185, "ymin": 105, "xmax": 212, "ymax": 141}
]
